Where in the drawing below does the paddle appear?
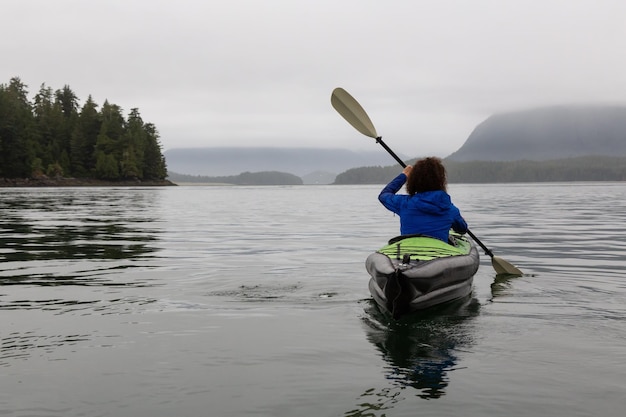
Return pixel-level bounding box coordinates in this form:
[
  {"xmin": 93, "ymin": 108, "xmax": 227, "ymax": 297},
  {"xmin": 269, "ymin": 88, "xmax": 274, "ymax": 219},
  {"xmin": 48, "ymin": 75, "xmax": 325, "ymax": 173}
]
[{"xmin": 331, "ymin": 87, "xmax": 523, "ymax": 276}]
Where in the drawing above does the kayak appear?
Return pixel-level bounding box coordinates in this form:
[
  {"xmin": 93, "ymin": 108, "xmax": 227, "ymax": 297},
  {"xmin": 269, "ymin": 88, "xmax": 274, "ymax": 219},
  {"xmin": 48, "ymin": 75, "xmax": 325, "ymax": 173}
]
[{"xmin": 366, "ymin": 232, "xmax": 480, "ymax": 319}]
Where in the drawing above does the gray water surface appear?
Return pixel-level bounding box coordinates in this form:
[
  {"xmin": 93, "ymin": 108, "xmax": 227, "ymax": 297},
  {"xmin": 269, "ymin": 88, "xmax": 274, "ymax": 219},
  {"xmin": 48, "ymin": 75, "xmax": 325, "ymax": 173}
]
[{"xmin": 1, "ymin": 183, "xmax": 625, "ymax": 417}]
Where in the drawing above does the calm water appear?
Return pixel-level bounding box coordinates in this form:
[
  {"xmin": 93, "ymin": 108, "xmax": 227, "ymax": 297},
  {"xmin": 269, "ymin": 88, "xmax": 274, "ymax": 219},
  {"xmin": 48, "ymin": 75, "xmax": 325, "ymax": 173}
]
[{"xmin": 1, "ymin": 183, "xmax": 625, "ymax": 417}]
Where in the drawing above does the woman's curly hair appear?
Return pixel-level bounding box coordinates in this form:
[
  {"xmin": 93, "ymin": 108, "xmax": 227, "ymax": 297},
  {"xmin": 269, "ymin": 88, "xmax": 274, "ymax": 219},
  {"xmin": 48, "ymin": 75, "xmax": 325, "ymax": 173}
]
[{"xmin": 406, "ymin": 157, "xmax": 448, "ymax": 195}]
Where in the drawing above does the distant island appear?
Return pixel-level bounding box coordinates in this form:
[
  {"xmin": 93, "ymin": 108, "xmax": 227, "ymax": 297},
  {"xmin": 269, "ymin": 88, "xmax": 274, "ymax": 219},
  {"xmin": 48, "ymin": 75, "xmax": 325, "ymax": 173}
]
[{"xmin": 168, "ymin": 171, "xmax": 302, "ymax": 185}]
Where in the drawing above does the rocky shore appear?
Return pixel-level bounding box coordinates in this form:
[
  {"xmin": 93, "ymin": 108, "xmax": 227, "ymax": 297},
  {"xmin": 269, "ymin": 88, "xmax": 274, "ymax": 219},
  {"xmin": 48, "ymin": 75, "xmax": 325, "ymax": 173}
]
[{"xmin": 0, "ymin": 177, "xmax": 177, "ymax": 187}]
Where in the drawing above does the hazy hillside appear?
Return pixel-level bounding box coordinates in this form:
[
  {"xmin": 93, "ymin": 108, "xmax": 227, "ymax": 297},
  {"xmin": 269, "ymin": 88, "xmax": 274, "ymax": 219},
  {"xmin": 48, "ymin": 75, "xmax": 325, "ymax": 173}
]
[
  {"xmin": 164, "ymin": 147, "xmax": 406, "ymax": 177},
  {"xmin": 164, "ymin": 106, "xmax": 626, "ymax": 184},
  {"xmin": 447, "ymin": 105, "xmax": 626, "ymax": 162}
]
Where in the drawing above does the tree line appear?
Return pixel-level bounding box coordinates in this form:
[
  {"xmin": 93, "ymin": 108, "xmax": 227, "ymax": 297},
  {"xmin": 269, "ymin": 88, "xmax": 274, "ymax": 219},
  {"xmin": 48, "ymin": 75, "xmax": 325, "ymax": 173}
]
[
  {"xmin": 333, "ymin": 156, "xmax": 626, "ymax": 184},
  {"xmin": 445, "ymin": 157, "xmax": 626, "ymax": 182},
  {"xmin": 0, "ymin": 77, "xmax": 167, "ymax": 181}
]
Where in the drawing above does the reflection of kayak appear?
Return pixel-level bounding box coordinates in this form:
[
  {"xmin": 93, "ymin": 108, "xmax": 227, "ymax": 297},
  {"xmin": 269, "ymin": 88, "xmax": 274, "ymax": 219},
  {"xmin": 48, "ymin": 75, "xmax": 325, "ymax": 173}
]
[
  {"xmin": 366, "ymin": 232, "xmax": 480, "ymax": 319},
  {"xmin": 359, "ymin": 295, "xmax": 480, "ymax": 401}
]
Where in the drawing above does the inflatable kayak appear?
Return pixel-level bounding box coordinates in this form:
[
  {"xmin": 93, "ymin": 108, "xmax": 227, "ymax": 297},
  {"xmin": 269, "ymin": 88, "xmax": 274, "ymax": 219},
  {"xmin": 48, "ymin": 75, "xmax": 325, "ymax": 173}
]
[{"xmin": 366, "ymin": 232, "xmax": 480, "ymax": 319}]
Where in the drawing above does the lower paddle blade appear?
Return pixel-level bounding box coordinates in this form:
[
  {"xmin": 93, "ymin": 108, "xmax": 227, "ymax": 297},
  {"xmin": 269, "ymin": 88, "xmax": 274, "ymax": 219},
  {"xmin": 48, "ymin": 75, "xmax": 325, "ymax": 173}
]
[{"xmin": 492, "ymin": 256, "xmax": 523, "ymax": 276}]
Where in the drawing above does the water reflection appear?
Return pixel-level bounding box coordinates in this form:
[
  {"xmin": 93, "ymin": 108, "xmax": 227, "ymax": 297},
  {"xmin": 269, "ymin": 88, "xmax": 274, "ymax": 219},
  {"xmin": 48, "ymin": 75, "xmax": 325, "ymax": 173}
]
[
  {"xmin": 0, "ymin": 189, "xmax": 162, "ymax": 368},
  {"xmin": 490, "ymin": 273, "xmax": 522, "ymax": 299},
  {"xmin": 0, "ymin": 189, "xmax": 162, "ymax": 287},
  {"xmin": 1, "ymin": 222, "xmax": 158, "ymax": 262},
  {"xmin": 349, "ymin": 296, "xmax": 479, "ymax": 415},
  {"xmin": 1, "ymin": 332, "xmax": 92, "ymax": 367}
]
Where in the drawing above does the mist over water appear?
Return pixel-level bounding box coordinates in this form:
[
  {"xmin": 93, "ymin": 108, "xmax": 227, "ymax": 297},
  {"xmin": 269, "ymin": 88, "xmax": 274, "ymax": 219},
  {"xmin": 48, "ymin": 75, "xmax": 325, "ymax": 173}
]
[{"xmin": 1, "ymin": 183, "xmax": 625, "ymax": 417}]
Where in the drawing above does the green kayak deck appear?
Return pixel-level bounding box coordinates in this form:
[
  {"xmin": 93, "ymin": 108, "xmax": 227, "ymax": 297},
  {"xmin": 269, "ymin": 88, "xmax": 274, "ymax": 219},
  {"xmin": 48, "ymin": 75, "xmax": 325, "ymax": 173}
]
[{"xmin": 376, "ymin": 232, "xmax": 472, "ymax": 261}]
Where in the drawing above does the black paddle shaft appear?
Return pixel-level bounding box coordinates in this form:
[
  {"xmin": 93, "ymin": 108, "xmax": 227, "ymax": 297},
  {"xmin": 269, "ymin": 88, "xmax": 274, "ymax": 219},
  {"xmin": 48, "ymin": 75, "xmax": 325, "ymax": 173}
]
[
  {"xmin": 466, "ymin": 230, "xmax": 495, "ymax": 258},
  {"xmin": 376, "ymin": 137, "xmax": 406, "ymax": 168}
]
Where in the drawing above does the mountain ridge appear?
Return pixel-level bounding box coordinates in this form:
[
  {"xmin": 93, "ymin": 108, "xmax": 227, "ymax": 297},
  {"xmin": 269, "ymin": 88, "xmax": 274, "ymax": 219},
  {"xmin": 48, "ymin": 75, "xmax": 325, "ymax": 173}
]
[{"xmin": 447, "ymin": 105, "xmax": 626, "ymax": 161}]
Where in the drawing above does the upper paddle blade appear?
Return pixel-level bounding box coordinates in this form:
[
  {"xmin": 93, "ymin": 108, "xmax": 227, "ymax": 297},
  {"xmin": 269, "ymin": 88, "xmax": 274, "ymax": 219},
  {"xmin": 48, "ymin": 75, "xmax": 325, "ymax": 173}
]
[
  {"xmin": 492, "ymin": 256, "xmax": 523, "ymax": 276},
  {"xmin": 331, "ymin": 87, "xmax": 378, "ymax": 138}
]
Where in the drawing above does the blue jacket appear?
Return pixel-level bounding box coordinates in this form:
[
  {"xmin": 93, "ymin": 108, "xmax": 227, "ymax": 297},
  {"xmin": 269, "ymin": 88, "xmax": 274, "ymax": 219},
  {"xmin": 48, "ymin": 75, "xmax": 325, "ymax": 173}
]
[{"xmin": 378, "ymin": 173, "xmax": 468, "ymax": 241}]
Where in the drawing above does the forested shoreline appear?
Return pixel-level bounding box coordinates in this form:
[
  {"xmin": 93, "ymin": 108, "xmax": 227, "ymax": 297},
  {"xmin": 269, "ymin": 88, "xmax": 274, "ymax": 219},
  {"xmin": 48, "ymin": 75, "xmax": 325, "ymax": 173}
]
[
  {"xmin": 0, "ymin": 77, "xmax": 168, "ymax": 185},
  {"xmin": 333, "ymin": 156, "xmax": 626, "ymax": 184},
  {"xmin": 4, "ymin": 76, "xmax": 623, "ymax": 187},
  {"xmin": 168, "ymin": 155, "xmax": 626, "ymax": 185}
]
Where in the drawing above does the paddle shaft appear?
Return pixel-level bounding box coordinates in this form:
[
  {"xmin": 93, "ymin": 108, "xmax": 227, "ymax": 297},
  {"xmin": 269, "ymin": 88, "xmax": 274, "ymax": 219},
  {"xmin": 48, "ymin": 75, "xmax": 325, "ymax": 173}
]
[
  {"xmin": 376, "ymin": 137, "xmax": 406, "ymax": 168},
  {"xmin": 466, "ymin": 230, "xmax": 494, "ymax": 258}
]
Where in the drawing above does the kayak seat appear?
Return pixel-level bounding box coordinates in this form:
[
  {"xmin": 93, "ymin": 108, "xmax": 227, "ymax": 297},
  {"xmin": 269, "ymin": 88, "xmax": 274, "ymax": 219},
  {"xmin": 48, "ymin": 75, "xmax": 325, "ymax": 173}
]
[
  {"xmin": 388, "ymin": 233, "xmax": 460, "ymax": 246},
  {"xmin": 388, "ymin": 233, "xmax": 430, "ymax": 245}
]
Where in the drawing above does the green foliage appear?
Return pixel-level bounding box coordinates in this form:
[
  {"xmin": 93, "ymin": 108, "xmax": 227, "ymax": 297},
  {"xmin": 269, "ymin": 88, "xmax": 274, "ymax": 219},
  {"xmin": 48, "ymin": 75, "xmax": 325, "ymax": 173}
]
[
  {"xmin": 0, "ymin": 77, "xmax": 34, "ymax": 178},
  {"xmin": 70, "ymin": 96, "xmax": 100, "ymax": 177},
  {"xmin": 95, "ymin": 151, "xmax": 120, "ymax": 180},
  {"xmin": 46, "ymin": 162, "xmax": 64, "ymax": 178},
  {"xmin": 0, "ymin": 77, "xmax": 167, "ymax": 182},
  {"xmin": 142, "ymin": 123, "xmax": 167, "ymax": 180},
  {"xmin": 31, "ymin": 157, "xmax": 44, "ymax": 177}
]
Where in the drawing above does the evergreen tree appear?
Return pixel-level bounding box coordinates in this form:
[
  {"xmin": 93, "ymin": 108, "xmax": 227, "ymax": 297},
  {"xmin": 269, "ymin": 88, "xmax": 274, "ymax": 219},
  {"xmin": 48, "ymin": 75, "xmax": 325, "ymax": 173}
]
[
  {"xmin": 55, "ymin": 85, "xmax": 79, "ymax": 172},
  {"xmin": 33, "ymin": 83, "xmax": 66, "ymax": 170},
  {"xmin": 121, "ymin": 108, "xmax": 145, "ymax": 179},
  {"xmin": 94, "ymin": 151, "xmax": 120, "ymax": 180},
  {"xmin": 0, "ymin": 77, "xmax": 33, "ymax": 178},
  {"xmin": 142, "ymin": 123, "xmax": 167, "ymax": 180},
  {"xmin": 97, "ymin": 100, "xmax": 126, "ymax": 153},
  {"xmin": 55, "ymin": 85, "xmax": 79, "ymax": 118},
  {"xmin": 70, "ymin": 96, "xmax": 100, "ymax": 177},
  {"xmin": 93, "ymin": 101, "xmax": 126, "ymax": 180}
]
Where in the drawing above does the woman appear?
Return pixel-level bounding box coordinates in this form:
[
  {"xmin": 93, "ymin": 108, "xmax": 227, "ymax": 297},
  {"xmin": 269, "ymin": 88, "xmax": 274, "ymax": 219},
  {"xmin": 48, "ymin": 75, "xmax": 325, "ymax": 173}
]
[{"xmin": 378, "ymin": 157, "xmax": 467, "ymax": 242}]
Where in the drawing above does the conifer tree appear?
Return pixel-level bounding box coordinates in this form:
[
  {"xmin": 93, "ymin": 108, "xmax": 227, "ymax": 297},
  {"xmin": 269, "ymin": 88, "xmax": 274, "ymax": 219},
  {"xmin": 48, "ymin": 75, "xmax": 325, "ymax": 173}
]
[
  {"xmin": 70, "ymin": 96, "xmax": 100, "ymax": 177},
  {"xmin": 0, "ymin": 77, "xmax": 33, "ymax": 178}
]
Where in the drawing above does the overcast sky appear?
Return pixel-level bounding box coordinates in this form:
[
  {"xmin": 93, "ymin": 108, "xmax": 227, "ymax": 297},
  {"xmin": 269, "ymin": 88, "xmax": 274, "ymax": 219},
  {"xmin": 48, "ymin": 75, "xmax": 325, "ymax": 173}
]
[{"xmin": 3, "ymin": 0, "xmax": 626, "ymax": 157}]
